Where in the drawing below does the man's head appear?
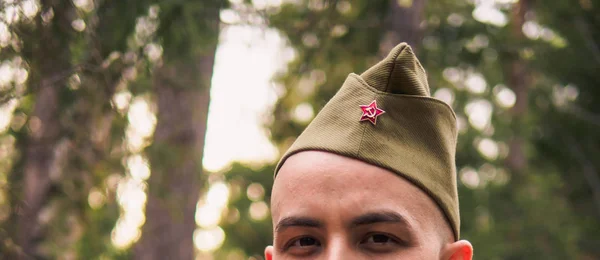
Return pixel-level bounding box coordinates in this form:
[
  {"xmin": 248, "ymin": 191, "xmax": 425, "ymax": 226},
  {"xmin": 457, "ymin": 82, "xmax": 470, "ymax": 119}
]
[
  {"xmin": 266, "ymin": 43, "xmax": 473, "ymax": 259},
  {"xmin": 265, "ymin": 151, "xmax": 472, "ymax": 259}
]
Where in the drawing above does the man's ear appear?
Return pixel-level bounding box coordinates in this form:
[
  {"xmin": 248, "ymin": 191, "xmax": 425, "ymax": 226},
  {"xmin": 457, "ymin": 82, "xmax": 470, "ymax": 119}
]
[
  {"xmin": 265, "ymin": 245, "xmax": 274, "ymax": 260},
  {"xmin": 442, "ymin": 240, "xmax": 473, "ymax": 260}
]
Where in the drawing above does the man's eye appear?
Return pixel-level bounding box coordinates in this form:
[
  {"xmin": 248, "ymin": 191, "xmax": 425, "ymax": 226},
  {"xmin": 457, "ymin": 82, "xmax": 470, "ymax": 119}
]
[
  {"xmin": 290, "ymin": 237, "xmax": 321, "ymax": 248},
  {"xmin": 284, "ymin": 236, "xmax": 322, "ymax": 256},
  {"xmin": 360, "ymin": 234, "xmax": 398, "ymax": 245}
]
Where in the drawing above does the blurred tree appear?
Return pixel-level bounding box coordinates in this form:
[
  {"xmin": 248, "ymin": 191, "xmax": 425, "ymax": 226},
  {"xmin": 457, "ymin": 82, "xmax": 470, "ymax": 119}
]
[
  {"xmin": 10, "ymin": 0, "xmax": 76, "ymax": 257},
  {"xmin": 505, "ymin": 0, "xmax": 531, "ymax": 172},
  {"xmin": 1, "ymin": 0, "xmax": 152, "ymax": 258},
  {"xmin": 532, "ymin": 0, "xmax": 600, "ymax": 257},
  {"xmin": 133, "ymin": 1, "xmax": 226, "ymax": 259},
  {"xmin": 419, "ymin": 0, "xmax": 596, "ymax": 258}
]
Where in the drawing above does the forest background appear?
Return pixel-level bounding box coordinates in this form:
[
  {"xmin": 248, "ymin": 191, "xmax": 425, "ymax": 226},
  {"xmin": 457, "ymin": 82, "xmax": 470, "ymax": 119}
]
[{"xmin": 0, "ymin": 0, "xmax": 599, "ymax": 259}]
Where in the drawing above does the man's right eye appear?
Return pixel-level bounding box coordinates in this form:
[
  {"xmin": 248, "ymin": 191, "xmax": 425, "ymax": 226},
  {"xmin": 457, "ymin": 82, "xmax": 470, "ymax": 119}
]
[
  {"xmin": 290, "ymin": 237, "xmax": 321, "ymax": 248},
  {"xmin": 284, "ymin": 236, "xmax": 322, "ymax": 256}
]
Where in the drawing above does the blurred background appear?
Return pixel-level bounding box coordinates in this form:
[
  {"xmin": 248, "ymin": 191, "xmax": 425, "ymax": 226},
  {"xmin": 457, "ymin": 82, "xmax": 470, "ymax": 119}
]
[{"xmin": 0, "ymin": 0, "xmax": 599, "ymax": 259}]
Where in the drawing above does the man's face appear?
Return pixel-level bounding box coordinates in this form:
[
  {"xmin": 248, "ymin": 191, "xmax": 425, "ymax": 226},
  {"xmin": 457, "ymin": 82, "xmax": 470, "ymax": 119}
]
[{"xmin": 266, "ymin": 151, "xmax": 470, "ymax": 260}]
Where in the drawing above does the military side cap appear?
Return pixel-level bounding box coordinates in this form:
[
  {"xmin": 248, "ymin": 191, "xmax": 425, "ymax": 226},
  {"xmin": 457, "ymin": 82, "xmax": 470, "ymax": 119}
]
[{"xmin": 274, "ymin": 43, "xmax": 460, "ymax": 240}]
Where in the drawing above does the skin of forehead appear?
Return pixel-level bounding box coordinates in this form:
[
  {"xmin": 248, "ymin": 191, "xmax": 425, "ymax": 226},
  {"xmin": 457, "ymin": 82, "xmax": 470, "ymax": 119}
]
[{"xmin": 271, "ymin": 150, "xmax": 453, "ymax": 243}]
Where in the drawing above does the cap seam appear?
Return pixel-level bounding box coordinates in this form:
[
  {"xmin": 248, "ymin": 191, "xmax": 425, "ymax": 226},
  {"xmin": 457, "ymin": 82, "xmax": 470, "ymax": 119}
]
[{"xmin": 383, "ymin": 45, "xmax": 406, "ymax": 93}]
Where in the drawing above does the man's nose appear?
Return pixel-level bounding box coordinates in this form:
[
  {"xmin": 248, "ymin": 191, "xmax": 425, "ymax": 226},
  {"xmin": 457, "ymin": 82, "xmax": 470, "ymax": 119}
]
[{"xmin": 325, "ymin": 236, "xmax": 355, "ymax": 260}]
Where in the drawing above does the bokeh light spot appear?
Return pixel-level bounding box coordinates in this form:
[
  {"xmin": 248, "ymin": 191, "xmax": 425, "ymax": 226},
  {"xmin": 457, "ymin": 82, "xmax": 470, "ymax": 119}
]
[
  {"xmin": 460, "ymin": 167, "xmax": 480, "ymax": 189},
  {"xmin": 434, "ymin": 88, "xmax": 455, "ymax": 106},
  {"xmin": 194, "ymin": 227, "xmax": 225, "ymax": 252},
  {"xmin": 246, "ymin": 183, "xmax": 265, "ymax": 202},
  {"xmin": 249, "ymin": 201, "xmax": 269, "ymax": 221}
]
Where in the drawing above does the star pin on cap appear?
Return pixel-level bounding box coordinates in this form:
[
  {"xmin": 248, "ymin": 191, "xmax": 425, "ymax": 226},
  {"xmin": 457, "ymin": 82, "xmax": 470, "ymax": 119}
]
[
  {"xmin": 359, "ymin": 100, "xmax": 385, "ymax": 125},
  {"xmin": 275, "ymin": 43, "xmax": 460, "ymax": 240}
]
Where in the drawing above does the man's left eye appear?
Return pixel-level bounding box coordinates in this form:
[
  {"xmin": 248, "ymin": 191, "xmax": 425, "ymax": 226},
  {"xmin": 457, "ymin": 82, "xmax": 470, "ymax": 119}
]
[{"xmin": 360, "ymin": 234, "xmax": 398, "ymax": 245}]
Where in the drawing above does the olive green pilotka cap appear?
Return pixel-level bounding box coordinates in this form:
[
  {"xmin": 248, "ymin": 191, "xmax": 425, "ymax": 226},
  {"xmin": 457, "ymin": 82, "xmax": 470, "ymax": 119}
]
[{"xmin": 274, "ymin": 43, "xmax": 460, "ymax": 240}]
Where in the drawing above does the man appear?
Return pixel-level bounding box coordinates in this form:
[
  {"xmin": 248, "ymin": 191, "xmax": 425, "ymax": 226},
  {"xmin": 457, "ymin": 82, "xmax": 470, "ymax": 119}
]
[{"xmin": 264, "ymin": 43, "xmax": 473, "ymax": 259}]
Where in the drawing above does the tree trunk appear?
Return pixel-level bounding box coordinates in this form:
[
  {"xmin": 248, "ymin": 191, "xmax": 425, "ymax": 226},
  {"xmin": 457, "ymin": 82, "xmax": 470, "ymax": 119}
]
[
  {"xmin": 505, "ymin": 0, "xmax": 533, "ymax": 172},
  {"xmin": 133, "ymin": 56, "xmax": 215, "ymax": 260},
  {"xmin": 11, "ymin": 0, "xmax": 75, "ymax": 257},
  {"xmin": 380, "ymin": 0, "xmax": 426, "ymax": 55},
  {"xmin": 133, "ymin": 2, "xmax": 221, "ymax": 258}
]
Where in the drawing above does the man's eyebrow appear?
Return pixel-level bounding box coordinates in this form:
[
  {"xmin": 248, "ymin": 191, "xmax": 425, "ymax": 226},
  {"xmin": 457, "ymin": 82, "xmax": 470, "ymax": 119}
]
[
  {"xmin": 275, "ymin": 216, "xmax": 323, "ymax": 232},
  {"xmin": 350, "ymin": 211, "xmax": 410, "ymax": 227}
]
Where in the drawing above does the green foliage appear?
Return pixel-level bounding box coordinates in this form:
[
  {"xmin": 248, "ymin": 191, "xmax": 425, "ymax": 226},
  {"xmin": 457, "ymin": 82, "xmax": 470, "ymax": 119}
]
[
  {"xmin": 156, "ymin": 0, "xmax": 228, "ymax": 61},
  {"xmin": 0, "ymin": 0, "xmax": 155, "ymax": 258},
  {"xmin": 417, "ymin": 1, "xmax": 588, "ymax": 257},
  {"xmin": 95, "ymin": 0, "xmax": 155, "ymax": 56},
  {"xmin": 531, "ymin": 1, "xmax": 600, "ymax": 256}
]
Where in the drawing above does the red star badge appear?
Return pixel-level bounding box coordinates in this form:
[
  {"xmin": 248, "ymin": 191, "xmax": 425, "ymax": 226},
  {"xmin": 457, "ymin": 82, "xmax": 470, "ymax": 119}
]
[{"xmin": 359, "ymin": 100, "xmax": 385, "ymax": 125}]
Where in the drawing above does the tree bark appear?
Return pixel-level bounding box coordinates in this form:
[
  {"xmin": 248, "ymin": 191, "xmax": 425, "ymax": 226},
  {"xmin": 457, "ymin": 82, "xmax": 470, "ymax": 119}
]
[
  {"xmin": 10, "ymin": 0, "xmax": 75, "ymax": 258},
  {"xmin": 133, "ymin": 56, "xmax": 215, "ymax": 260},
  {"xmin": 505, "ymin": 0, "xmax": 533, "ymax": 172},
  {"xmin": 133, "ymin": 2, "xmax": 221, "ymax": 258}
]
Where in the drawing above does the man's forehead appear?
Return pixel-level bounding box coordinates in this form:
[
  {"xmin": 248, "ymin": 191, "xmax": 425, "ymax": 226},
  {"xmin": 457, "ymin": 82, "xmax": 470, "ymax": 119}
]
[
  {"xmin": 274, "ymin": 151, "xmax": 399, "ymax": 187},
  {"xmin": 271, "ymin": 151, "xmax": 430, "ymax": 212}
]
